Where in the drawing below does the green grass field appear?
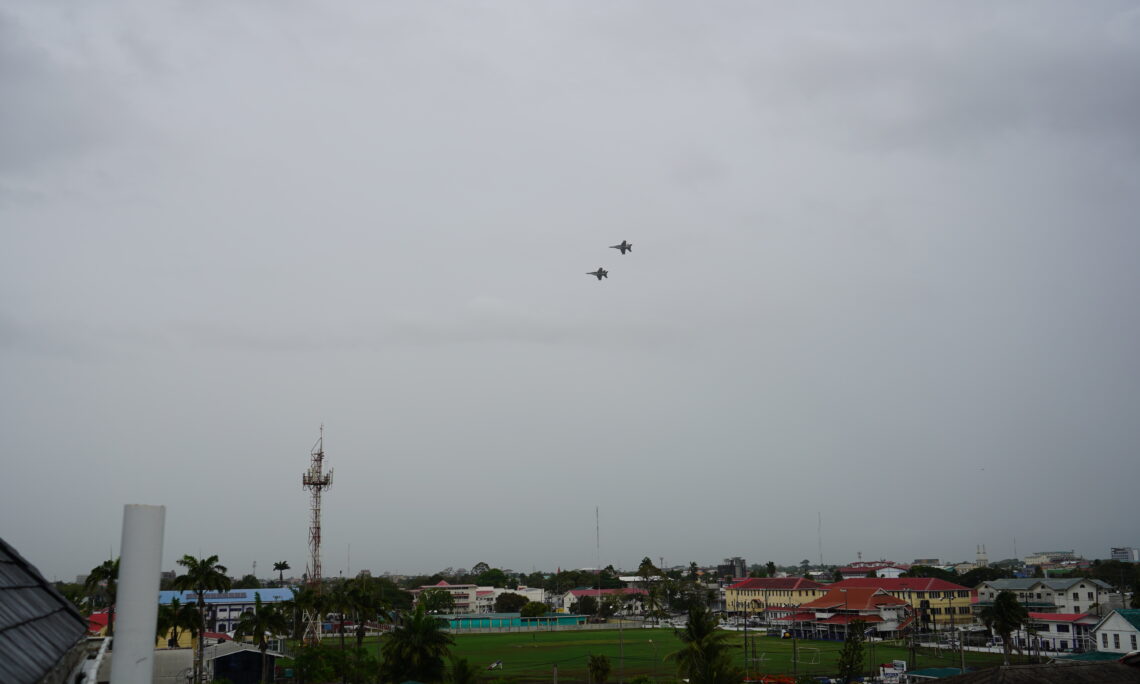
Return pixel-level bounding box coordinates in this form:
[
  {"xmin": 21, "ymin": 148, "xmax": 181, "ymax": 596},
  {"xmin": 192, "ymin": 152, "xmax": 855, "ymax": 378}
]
[{"xmin": 440, "ymin": 627, "xmax": 1006, "ymax": 682}]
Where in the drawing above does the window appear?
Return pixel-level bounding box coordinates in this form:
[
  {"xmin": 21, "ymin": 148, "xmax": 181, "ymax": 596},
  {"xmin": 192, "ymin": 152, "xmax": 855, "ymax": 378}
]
[
  {"xmin": 1087, "ymin": 592, "xmax": 1093, "ymax": 600},
  {"xmin": 1132, "ymin": 635, "xmax": 1137, "ymax": 650},
  {"xmin": 930, "ymin": 608, "xmax": 942, "ymax": 615},
  {"xmin": 1056, "ymin": 624, "xmax": 1070, "ymax": 633},
  {"xmin": 1060, "ymin": 640, "xmax": 1068, "ymax": 650},
  {"xmin": 1073, "ymin": 605, "xmax": 1079, "ymax": 613},
  {"xmin": 930, "ymin": 591, "xmax": 940, "ymax": 599},
  {"xmin": 1036, "ymin": 593, "xmax": 1042, "ymax": 599},
  {"xmin": 1103, "ymin": 633, "xmax": 1109, "ymax": 647},
  {"xmin": 1114, "ymin": 634, "xmax": 1120, "ymax": 649},
  {"xmin": 1072, "ymin": 592, "xmax": 1079, "ymax": 601},
  {"xmin": 959, "ymin": 607, "xmax": 971, "ymax": 614}
]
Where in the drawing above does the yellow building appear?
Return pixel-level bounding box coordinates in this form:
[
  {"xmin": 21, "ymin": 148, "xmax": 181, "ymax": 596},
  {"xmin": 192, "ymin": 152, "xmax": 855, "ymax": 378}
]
[
  {"xmin": 832, "ymin": 578, "xmax": 975, "ymax": 626},
  {"xmin": 725, "ymin": 577, "xmax": 827, "ymax": 614}
]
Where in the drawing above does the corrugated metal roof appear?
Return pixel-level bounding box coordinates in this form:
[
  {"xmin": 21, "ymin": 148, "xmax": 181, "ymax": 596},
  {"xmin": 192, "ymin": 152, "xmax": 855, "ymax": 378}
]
[{"xmin": 0, "ymin": 537, "xmax": 88, "ymax": 684}]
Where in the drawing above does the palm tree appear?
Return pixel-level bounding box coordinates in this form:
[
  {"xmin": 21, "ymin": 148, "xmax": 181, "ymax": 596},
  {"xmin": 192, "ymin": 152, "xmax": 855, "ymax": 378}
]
[
  {"xmin": 668, "ymin": 603, "xmax": 743, "ymax": 684},
  {"xmin": 156, "ymin": 597, "xmax": 200, "ymax": 648},
  {"xmin": 347, "ymin": 577, "xmax": 391, "ymax": 648},
  {"xmin": 84, "ymin": 558, "xmax": 119, "ymax": 637},
  {"xmin": 379, "ymin": 604, "xmax": 455, "ymax": 683},
  {"xmin": 234, "ymin": 592, "xmax": 289, "ymax": 684},
  {"xmin": 980, "ymin": 590, "xmax": 1029, "ymax": 666},
  {"xmin": 446, "ymin": 657, "xmax": 483, "ymax": 684},
  {"xmin": 587, "ymin": 653, "xmax": 612, "ymax": 683},
  {"xmin": 173, "ymin": 554, "xmax": 232, "ymax": 683},
  {"xmin": 273, "ymin": 561, "xmax": 290, "ymax": 585}
]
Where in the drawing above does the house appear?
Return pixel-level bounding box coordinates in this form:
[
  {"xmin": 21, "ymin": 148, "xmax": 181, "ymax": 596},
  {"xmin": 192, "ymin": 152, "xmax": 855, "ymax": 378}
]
[
  {"xmin": 0, "ymin": 537, "xmax": 94, "ymax": 684},
  {"xmin": 410, "ymin": 580, "xmax": 478, "ymax": 613},
  {"xmin": 838, "ymin": 560, "xmax": 910, "ymax": 580},
  {"xmin": 556, "ymin": 587, "xmax": 647, "ymax": 614},
  {"xmin": 1016, "ymin": 613, "xmax": 1099, "ymax": 652},
  {"xmin": 412, "ymin": 581, "xmax": 545, "ymax": 614},
  {"xmin": 724, "ymin": 577, "xmax": 826, "ymax": 614},
  {"xmin": 832, "ymin": 578, "xmax": 975, "ymax": 627},
  {"xmin": 1092, "ymin": 609, "xmax": 1140, "ymax": 654},
  {"xmin": 974, "ymin": 578, "xmax": 1114, "ymax": 616},
  {"xmin": 795, "ymin": 586, "xmax": 913, "ymax": 640}
]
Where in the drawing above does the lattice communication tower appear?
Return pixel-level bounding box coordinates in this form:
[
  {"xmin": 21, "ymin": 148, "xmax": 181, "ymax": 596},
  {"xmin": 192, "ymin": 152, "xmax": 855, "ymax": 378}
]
[{"xmin": 301, "ymin": 425, "xmax": 333, "ymax": 644}]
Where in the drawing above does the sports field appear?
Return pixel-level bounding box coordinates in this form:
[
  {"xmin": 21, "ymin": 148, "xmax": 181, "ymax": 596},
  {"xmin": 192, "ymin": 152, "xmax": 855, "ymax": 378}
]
[{"xmin": 445, "ymin": 626, "xmax": 1005, "ymax": 682}]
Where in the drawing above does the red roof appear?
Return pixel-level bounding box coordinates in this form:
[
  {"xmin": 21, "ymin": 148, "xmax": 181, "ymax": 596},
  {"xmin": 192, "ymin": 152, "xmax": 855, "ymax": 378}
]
[
  {"xmin": 87, "ymin": 612, "xmax": 111, "ymax": 634},
  {"xmin": 801, "ymin": 587, "xmax": 908, "ymax": 611},
  {"xmin": 832, "ymin": 578, "xmax": 971, "ymax": 592},
  {"xmin": 1028, "ymin": 612, "xmax": 1090, "ymax": 622},
  {"xmin": 727, "ymin": 577, "xmax": 826, "ymax": 591}
]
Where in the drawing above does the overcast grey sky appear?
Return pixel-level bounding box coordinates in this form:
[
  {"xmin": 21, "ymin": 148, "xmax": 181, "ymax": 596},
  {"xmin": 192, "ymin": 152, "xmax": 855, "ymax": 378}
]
[{"xmin": 3, "ymin": 1, "xmax": 1139, "ymax": 583}]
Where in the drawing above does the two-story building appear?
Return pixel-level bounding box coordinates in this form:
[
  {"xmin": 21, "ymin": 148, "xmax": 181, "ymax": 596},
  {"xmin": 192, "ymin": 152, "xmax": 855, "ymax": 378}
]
[
  {"xmin": 1016, "ymin": 613, "xmax": 1099, "ymax": 652},
  {"xmin": 555, "ymin": 587, "xmax": 647, "ymax": 614},
  {"xmin": 837, "ymin": 561, "xmax": 910, "ymax": 580},
  {"xmin": 974, "ymin": 578, "xmax": 1113, "ymax": 616},
  {"xmin": 724, "ymin": 577, "xmax": 826, "ymax": 615},
  {"xmin": 1091, "ymin": 609, "xmax": 1140, "ymax": 654},
  {"xmin": 796, "ymin": 586, "xmax": 914, "ymax": 640},
  {"xmin": 832, "ymin": 578, "xmax": 974, "ymax": 627},
  {"xmin": 158, "ymin": 588, "xmax": 294, "ymax": 634}
]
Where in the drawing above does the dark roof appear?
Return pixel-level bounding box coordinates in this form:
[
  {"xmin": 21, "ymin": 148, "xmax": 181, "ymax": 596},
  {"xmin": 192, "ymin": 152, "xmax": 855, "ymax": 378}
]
[
  {"xmin": 942, "ymin": 661, "xmax": 1140, "ymax": 683},
  {"xmin": 0, "ymin": 537, "xmax": 89, "ymax": 683}
]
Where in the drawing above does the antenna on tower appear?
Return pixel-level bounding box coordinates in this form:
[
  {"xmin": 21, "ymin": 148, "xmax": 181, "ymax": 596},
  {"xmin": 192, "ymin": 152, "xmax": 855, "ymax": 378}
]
[
  {"xmin": 301, "ymin": 425, "xmax": 333, "ymax": 645},
  {"xmin": 818, "ymin": 512, "xmax": 824, "ymax": 567}
]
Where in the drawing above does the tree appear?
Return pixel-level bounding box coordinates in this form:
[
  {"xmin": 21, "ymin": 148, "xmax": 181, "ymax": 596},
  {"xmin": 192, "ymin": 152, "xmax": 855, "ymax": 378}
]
[
  {"xmin": 156, "ymin": 597, "xmax": 200, "ymax": 648},
  {"xmin": 173, "ymin": 554, "xmax": 232, "ymax": 683},
  {"xmin": 273, "ymin": 561, "xmax": 290, "ymax": 584},
  {"xmin": 836, "ymin": 619, "xmax": 866, "ymax": 683},
  {"xmin": 346, "ymin": 577, "xmax": 391, "ymax": 648},
  {"xmin": 980, "ymin": 590, "xmax": 1028, "ymax": 666},
  {"xmin": 668, "ymin": 603, "xmax": 743, "ymax": 684},
  {"xmin": 379, "ymin": 604, "xmax": 455, "ymax": 683},
  {"xmin": 475, "ymin": 567, "xmax": 509, "ymax": 588},
  {"xmin": 587, "ymin": 653, "xmax": 611, "ymax": 684},
  {"xmin": 447, "ymin": 657, "xmax": 483, "ymax": 684},
  {"xmin": 470, "ymin": 562, "xmax": 491, "ymax": 576},
  {"xmin": 766, "ymin": 561, "xmax": 777, "ymax": 577},
  {"xmin": 493, "ymin": 592, "xmax": 528, "ymax": 613},
  {"xmin": 571, "ymin": 595, "xmax": 598, "ymax": 616},
  {"xmin": 234, "ymin": 574, "xmax": 262, "ymax": 589},
  {"xmin": 84, "ymin": 558, "xmax": 119, "ymax": 637},
  {"xmin": 234, "ymin": 592, "xmax": 290, "ymax": 684},
  {"xmin": 800, "ymin": 559, "xmax": 811, "ymax": 576},
  {"xmin": 420, "ymin": 587, "xmax": 457, "ymax": 614},
  {"xmin": 520, "ymin": 601, "xmax": 547, "ymax": 618}
]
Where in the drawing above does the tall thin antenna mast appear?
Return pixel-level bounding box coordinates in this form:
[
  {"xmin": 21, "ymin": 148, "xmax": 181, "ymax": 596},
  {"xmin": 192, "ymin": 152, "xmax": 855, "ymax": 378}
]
[
  {"xmin": 301, "ymin": 425, "xmax": 333, "ymax": 645},
  {"xmin": 818, "ymin": 512, "xmax": 824, "ymax": 567}
]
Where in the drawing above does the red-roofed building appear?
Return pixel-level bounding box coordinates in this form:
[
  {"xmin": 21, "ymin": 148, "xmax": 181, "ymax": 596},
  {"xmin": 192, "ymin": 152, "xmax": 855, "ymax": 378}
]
[
  {"xmin": 832, "ymin": 577, "xmax": 975, "ymax": 627},
  {"xmin": 797, "ymin": 587, "xmax": 913, "ymax": 639},
  {"xmin": 837, "ymin": 561, "xmax": 910, "ymax": 580},
  {"xmin": 1020, "ymin": 612, "xmax": 1099, "ymax": 652},
  {"xmin": 725, "ymin": 577, "xmax": 827, "ymax": 614}
]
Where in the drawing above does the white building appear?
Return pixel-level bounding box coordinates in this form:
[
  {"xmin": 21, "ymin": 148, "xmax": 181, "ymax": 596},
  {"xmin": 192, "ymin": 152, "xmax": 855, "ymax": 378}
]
[
  {"xmin": 1111, "ymin": 547, "xmax": 1140, "ymax": 563},
  {"xmin": 1091, "ymin": 609, "xmax": 1140, "ymax": 654},
  {"xmin": 974, "ymin": 578, "xmax": 1114, "ymax": 615},
  {"xmin": 412, "ymin": 581, "xmax": 544, "ymax": 614}
]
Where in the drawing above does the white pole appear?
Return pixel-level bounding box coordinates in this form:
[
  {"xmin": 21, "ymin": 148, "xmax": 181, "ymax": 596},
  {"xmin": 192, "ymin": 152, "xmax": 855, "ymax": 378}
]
[{"xmin": 111, "ymin": 504, "xmax": 166, "ymax": 684}]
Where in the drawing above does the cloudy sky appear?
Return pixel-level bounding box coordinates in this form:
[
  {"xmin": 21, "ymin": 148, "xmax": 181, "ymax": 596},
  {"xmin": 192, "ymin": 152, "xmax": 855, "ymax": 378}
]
[{"xmin": 3, "ymin": 1, "xmax": 1139, "ymax": 583}]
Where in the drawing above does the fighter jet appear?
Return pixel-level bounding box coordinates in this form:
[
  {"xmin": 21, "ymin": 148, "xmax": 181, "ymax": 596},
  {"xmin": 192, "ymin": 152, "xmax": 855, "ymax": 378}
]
[
  {"xmin": 609, "ymin": 240, "xmax": 633, "ymax": 255},
  {"xmin": 587, "ymin": 267, "xmax": 608, "ymax": 281}
]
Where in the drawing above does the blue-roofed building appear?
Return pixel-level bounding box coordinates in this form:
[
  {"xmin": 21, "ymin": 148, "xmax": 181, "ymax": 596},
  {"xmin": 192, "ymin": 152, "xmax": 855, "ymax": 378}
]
[{"xmin": 159, "ymin": 588, "xmax": 294, "ymax": 634}]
